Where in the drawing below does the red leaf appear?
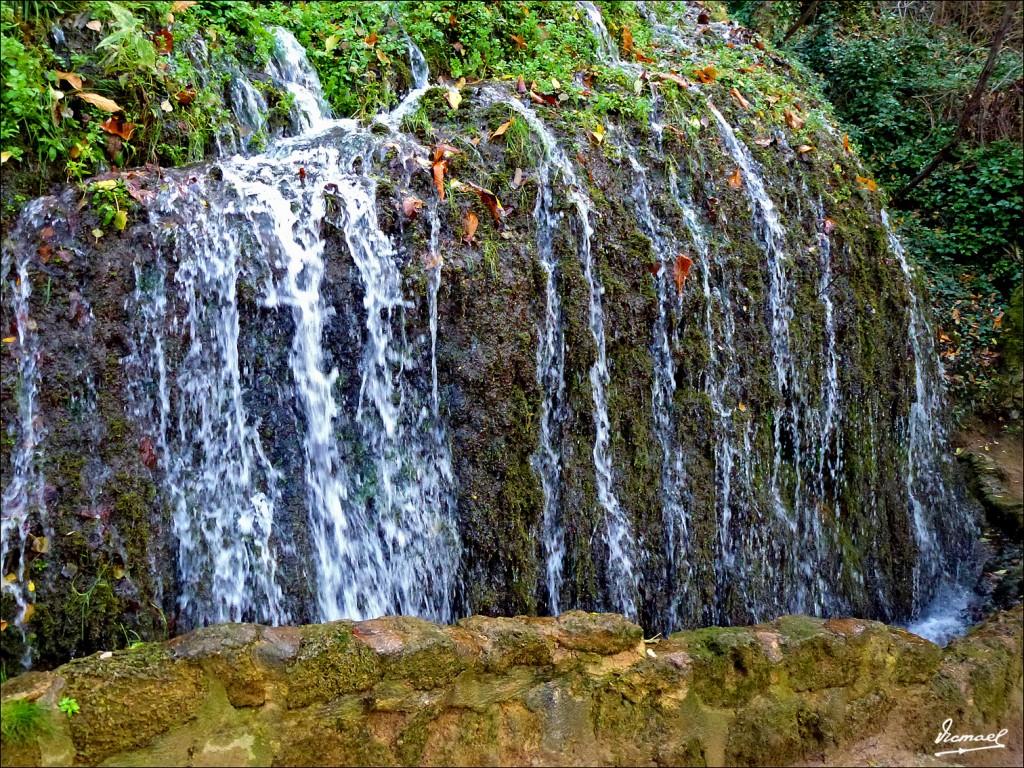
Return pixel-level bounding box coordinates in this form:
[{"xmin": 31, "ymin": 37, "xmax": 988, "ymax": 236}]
[
  {"xmin": 674, "ymin": 254, "xmax": 693, "ymax": 294},
  {"xmin": 175, "ymin": 88, "xmax": 196, "ymax": 106},
  {"xmin": 647, "ymin": 262, "xmax": 662, "ymax": 275},
  {"xmin": 153, "ymin": 28, "xmax": 173, "ymax": 54},
  {"xmin": 463, "ymin": 181, "xmax": 503, "ymax": 224},
  {"xmin": 99, "ymin": 115, "xmax": 137, "ymax": 140},
  {"xmin": 697, "ymin": 10, "xmax": 711, "ymax": 24}
]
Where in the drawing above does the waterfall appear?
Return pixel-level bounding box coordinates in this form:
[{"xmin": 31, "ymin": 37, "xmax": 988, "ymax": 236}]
[
  {"xmin": 0, "ymin": 203, "xmax": 48, "ymax": 652},
  {"xmin": 578, "ymin": 1, "xmax": 622, "ymax": 66},
  {"xmin": 509, "ymin": 99, "xmax": 639, "ymax": 620},
  {"xmin": 625, "ymin": 154, "xmax": 690, "ymax": 622},
  {"xmin": 881, "ymin": 210, "xmax": 965, "ymax": 612},
  {"xmin": 267, "ymin": 27, "xmax": 331, "ymax": 132}
]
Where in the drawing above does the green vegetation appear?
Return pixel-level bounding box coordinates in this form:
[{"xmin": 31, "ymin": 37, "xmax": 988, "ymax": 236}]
[
  {"xmin": 58, "ymin": 695, "xmax": 80, "ymax": 718},
  {"xmin": 730, "ymin": 0, "xmax": 1023, "ymax": 421},
  {"xmin": 0, "ymin": 699, "xmax": 52, "ymax": 743}
]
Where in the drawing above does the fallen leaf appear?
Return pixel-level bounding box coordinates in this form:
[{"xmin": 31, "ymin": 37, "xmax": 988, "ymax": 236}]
[
  {"xmin": 433, "ymin": 163, "xmax": 446, "ymax": 199},
  {"xmin": 856, "ymin": 175, "xmax": 878, "ymax": 192},
  {"xmin": 528, "ymin": 89, "xmax": 546, "ymax": 105},
  {"xmin": 622, "ymin": 26, "xmax": 633, "ymax": 55},
  {"xmin": 509, "ymin": 33, "xmax": 526, "ymax": 51},
  {"xmin": 843, "ymin": 134, "xmax": 852, "ymax": 153},
  {"xmin": 0, "ymin": 152, "xmax": 11, "ymax": 164},
  {"xmin": 753, "ymin": 137, "xmax": 774, "ymax": 147},
  {"xmin": 172, "ymin": 0, "xmax": 197, "ymax": 11},
  {"xmin": 452, "ymin": 41, "xmax": 464, "ymax": 54},
  {"xmin": 658, "ymin": 71, "xmax": 689, "ymax": 87},
  {"xmin": 697, "ymin": 10, "xmax": 711, "ymax": 24},
  {"xmin": 402, "ymin": 196, "xmax": 424, "ymax": 218},
  {"xmin": 112, "ymin": 566, "xmax": 126, "ymax": 580},
  {"xmin": 140, "ymin": 437, "xmax": 158, "ymax": 469},
  {"xmin": 22, "ymin": 603, "xmax": 35, "ymax": 623},
  {"xmin": 376, "ymin": 49, "xmax": 390, "ymax": 65},
  {"xmin": 99, "ymin": 115, "xmax": 137, "ymax": 140},
  {"xmin": 77, "ymin": 92, "xmax": 122, "ymax": 112},
  {"xmin": 31, "ymin": 535, "xmax": 49, "ymax": 554},
  {"xmin": 425, "ymin": 251, "xmax": 443, "ymax": 269},
  {"xmin": 511, "ymin": 167, "xmax": 523, "ymax": 189},
  {"xmin": 823, "ymin": 217, "xmax": 837, "ymax": 235},
  {"xmin": 444, "ymin": 88, "xmax": 462, "ymax": 111},
  {"xmin": 738, "ymin": 401, "xmax": 747, "ymax": 412},
  {"xmin": 153, "ymin": 28, "xmax": 173, "ymax": 54},
  {"xmin": 28, "ymin": 580, "xmax": 35, "ymax": 592},
  {"xmin": 2, "ymin": 337, "xmax": 15, "ymax": 344},
  {"xmin": 588, "ymin": 123, "xmax": 605, "ymax": 145},
  {"xmin": 463, "ymin": 181, "xmax": 503, "ymax": 224},
  {"xmin": 463, "ymin": 211, "xmax": 479, "ymax": 243},
  {"xmin": 364, "ymin": 31, "xmax": 378, "ymax": 47},
  {"xmin": 92, "ymin": 179, "xmax": 118, "ymax": 190},
  {"xmin": 517, "ymin": 74, "xmax": 527, "ymax": 93},
  {"xmin": 160, "ymin": 99, "xmax": 173, "ymax": 112},
  {"xmin": 674, "ymin": 254, "xmax": 693, "ymax": 294},
  {"xmin": 490, "ymin": 117, "xmax": 514, "ymax": 140},
  {"xmin": 55, "ymin": 70, "xmax": 83, "ymax": 90},
  {"xmin": 86, "ymin": 19, "xmax": 102, "ymax": 32},
  {"xmin": 783, "ymin": 108, "xmax": 804, "ymax": 130},
  {"xmin": 551, "ymin": 77, "xmax": 560, "ymax": 90},
  {"xmin": 114, "ymin": 209, "xmax": 128, "ymax": 231},
  {"xmin": 647, "ymin": 263, "xmax": 662, "ymax": 275},
  {"xmin": 797, "ymin": 144, "xmax": 815, "ymax": 154},
  {"xmin": 729, "ymin": 87, "xmax": 750, "ymax": 109},
  {"xmin": 727, "ymin": 169, "xmax": 742, "ymax": 188},
  {"xmin": 755, "ymin": 39, "xmax": 766, "ymax": 50},
  {"xmin": 695, "ymin": 65, "xmax": 717, "ymax": 83},
  {"xmin": 469, "ymin": 136, "xmax": 480, "ymax": 146},
  {"xmin": 175, "ymin": 88, "xmax": 196, "ymax": 105},
  {"xmin": 0, "ymin": 620, "xmax": 7, "ymax": 632}
]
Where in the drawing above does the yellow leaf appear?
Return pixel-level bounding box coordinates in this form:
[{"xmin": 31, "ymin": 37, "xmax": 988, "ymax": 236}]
[
  {"xmin": 376, "ymin": 49, "xmax": 390, "ymax": 65},
  {"xmin": 22, "ymin": 603, "xmax": 35, "ymax": 623},
  {"xmin": 2, "ymin": 337, "xmax": 15, "ymax": 343},
  {"xmin": 738, "ymin": 402, "xmax": 747, "ymax": 412},
  {"xmin": 490, "ymin": 117, "xmax": 515, "ymax": 140},
  {"xmin": 4, "ymin": 573, "xmax": 16, "ymax": 583},
  {"xmin": 77, "ymin": 92, "xmax": 122, "ymax": 112},
  {"xmin": 856, "ymin": 175, "xmax": 878, "ymax": 192},
  {"xmin": 588, "ymin": 123, "xmax": 605, "ymax": 144},
  {"xmin": 551, "ymin": 77, "xmax": 560, "ymax": 90},
  {"xmin": 114, "ymin": 210, "xmax": 128, "ymax": 231},
  {"xmin": 444, "ymin": 88, "xmax": 462, "ymax": 111},
  {"xmin": 113, "ymin": 566, "xmax": 126, "ymax": 580},
  {"xmin": 28, "ymin": 581, "xmax": 35, "ymax": 592},
  {"xmin": 92, "ymin": 179, "xmax": 118, "ymax": 190},
  {"xmin": 0, "ymin": 151, "xmax": 10, "ymax": 164},
  {"xmin": 160, "ymin": 100, "xmax": 173, "ymax": 112}
]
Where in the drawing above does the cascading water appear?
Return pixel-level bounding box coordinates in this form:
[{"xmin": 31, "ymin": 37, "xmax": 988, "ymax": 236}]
[
  {"xmin": 0, "ymin": 204, "xmax": 48, "ymax": 648},
  {"xmin": 881, "ymin": 210, "xmax": 968, "ymax": 611},
  {"xmin": 126, "ymin": 30, "xmax": 460, "ymax": 627},
  {"xmin": 508, "ymin": 99, "xmax": 639, "ymax": 620}
]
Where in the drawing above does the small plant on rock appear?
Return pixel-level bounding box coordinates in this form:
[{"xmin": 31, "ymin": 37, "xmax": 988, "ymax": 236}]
[{"xmin": 58, "ymin": 696, "xmax": 79, "ymax": 718}]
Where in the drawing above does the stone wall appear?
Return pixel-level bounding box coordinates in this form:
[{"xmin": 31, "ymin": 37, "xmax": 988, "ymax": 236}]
[{"xmin": 2, "ymin": 607, "xmax": 1021, "ymax": 767}]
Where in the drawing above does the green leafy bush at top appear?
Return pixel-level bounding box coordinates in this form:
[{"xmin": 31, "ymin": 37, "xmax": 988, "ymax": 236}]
[{"xmin": 0, "ymin": 699, "xmax": 53, "ymax": 744}]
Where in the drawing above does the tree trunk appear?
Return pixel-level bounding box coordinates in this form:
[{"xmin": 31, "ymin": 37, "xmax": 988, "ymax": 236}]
[
  {"xmin": 783, "ymin": 0, "xmax": 822, "ymax": 42},
  {"xmin": 895, "ymin": 0, "xmax": 1020, "ymax": 202}
]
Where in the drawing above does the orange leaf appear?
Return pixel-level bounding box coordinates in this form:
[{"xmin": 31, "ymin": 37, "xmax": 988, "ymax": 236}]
[
  {"xmin": 510, "ymin": 33, "xmax": 526, "ymax": 51},
  {"xmin": 464, "ymin": 181, "xmax": 503, "ymax": 224},
  {"xmin": 843, "ymin": 134, "xmax": 852, "ymax": 153},
  {"xmin": 99, "ymin": 115, "xmax": 137, "ymax": 140},
  {"xmin": 727, "ymin": 169, "xmax": 742, "ymax": 189},
  {"xmin": 729, "ymin": 87, "xmax": 750, "ymax": 110},
  {"xmin": 797, "ymin": 144, "xmax": 815, "ymax": 154},
  {"xmin": 622, "ymin": 26, "xmax": 633, "ymax": 55},
  {"xmin": 753, "ymin": 137, "xmax": 774, "ymax": 147},
  {"xmin": 695, "ymin": 65, "xmax": 717, "ymax": 83},
  {"xmin": 658, "ymin": 71, "xmax": 689, "ymax": 88},
  {"xmin": 783, "ymin": 108, "xmax": 804, "ymax": 130},
  {"xmin": 172, "ymin": 0, "xmax": 196, "ymax": 11},
  {"xmin": 674, "ymin": 254, "xmax": 693, "ymax": 295},
  {"xmin": 463, "ymin": 211, "xmax": 479, "ymax": 243},
  {"xmin": 856, "ymin": 175, "xmax": 878, "ymax": 192},
  {"xmin": 54, "ymin": 70, "xmax": 82, "ymax": 90},
  {"xmin": 175, "ymin": 89, "xmax": 196, "ymax": 105},
  {"xmin": 490, "ymin": 117, "xmax": 515, "ymax": 140},
  {"xmin": 364, "ymin": 32, "xmax": 378, "ymax": 47},
  {"xmin": 433, "ymin": 163, "xmax": 446, "ymax": 200}
]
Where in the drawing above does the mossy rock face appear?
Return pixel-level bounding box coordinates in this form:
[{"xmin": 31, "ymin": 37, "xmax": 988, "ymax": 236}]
[
  {"xmin": 553, "ymin": 611, "xmax": 644, "ymax": 655},
  {"xmin": 457, "ymin": 616, "xmax": 554, "ymax": 672},
  {"xmin": 674, "ymin": 627, "xmax": 774, "ymax": 707},
  {"xmin": 286, "ymin": 621, "xmax": 381, "ymax": 708},
  {"xmin": 354, "ymin": 616, "xmax": 475, "ymax": 690},
  {"xmin": 61, "ymin": 646, "xmax": 206, "ymax": 765}
]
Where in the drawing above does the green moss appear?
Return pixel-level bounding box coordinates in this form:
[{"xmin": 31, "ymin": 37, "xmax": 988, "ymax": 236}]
[{"xmin": 288, "ymin": 622, "xmax": 381, "ymax": 708}]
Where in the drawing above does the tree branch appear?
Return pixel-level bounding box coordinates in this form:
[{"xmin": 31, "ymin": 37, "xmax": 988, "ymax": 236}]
[
  {"xmin": 894, "ymin": 0, "xmax": 1020, "ymax": 202},
  {"xmin": 783, "ymin": 0, "xmax": 822, "ymax": 42}
]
